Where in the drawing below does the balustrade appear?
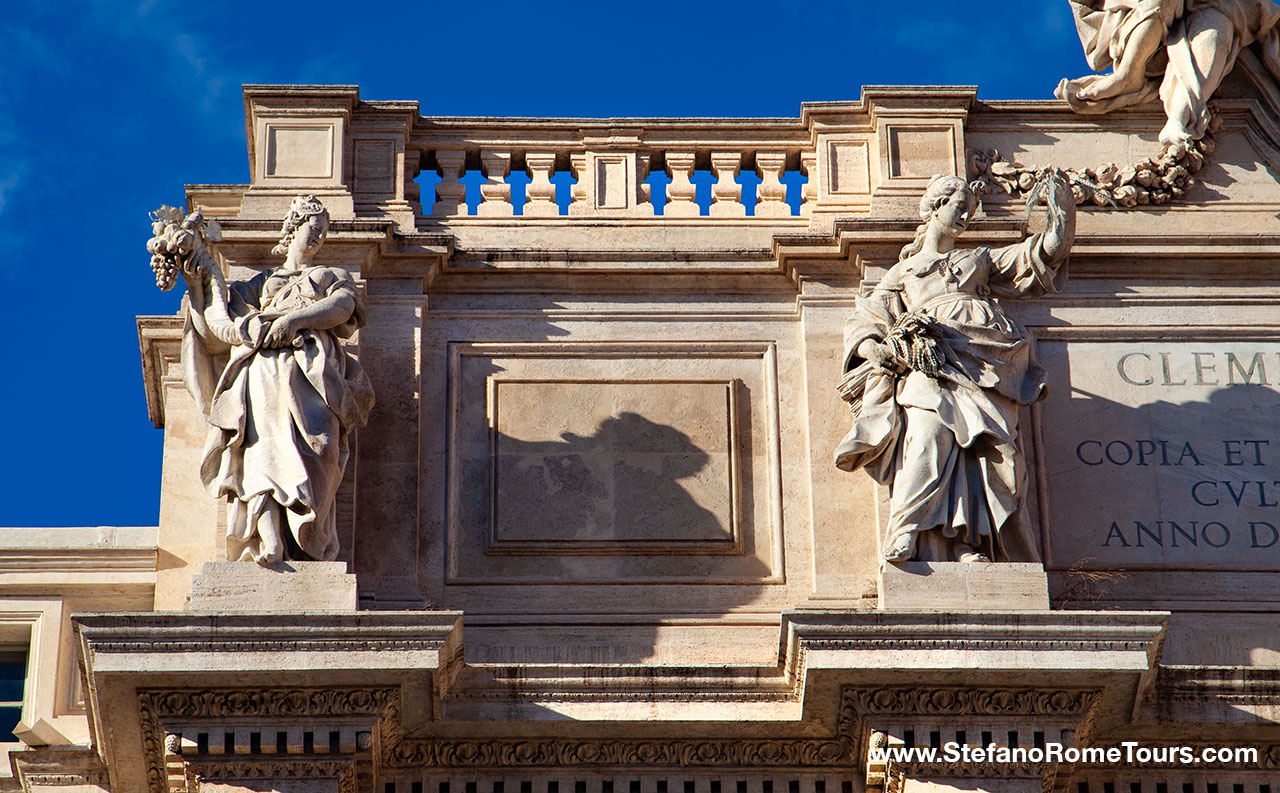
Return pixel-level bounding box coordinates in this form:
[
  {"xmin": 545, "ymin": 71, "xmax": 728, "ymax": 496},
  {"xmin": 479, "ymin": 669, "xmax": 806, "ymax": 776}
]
[
  {"xmin": 410, "ymin": 123, "xmax": 815, "ymax": 221},
  {"xmin": 524, "ymin": 152, "xmax": 558, "ymax": 217},
  {"xmin": 754, "ymin": 152, "xmax": 790, "ymax": 218},
  {"xmin": 476, "ymin": 151, "xmax": 513, "ymax": 217},
  {"xmin": 663, "ymin": 152, "xmax": 699, "ymax": 217},
  {"xmin": 433, "ymin": 150, "xmax": 467, "ymax": 217},
  {"xmin": 709, "ymin": 152, "xmax": 745, "ymax": 218}
]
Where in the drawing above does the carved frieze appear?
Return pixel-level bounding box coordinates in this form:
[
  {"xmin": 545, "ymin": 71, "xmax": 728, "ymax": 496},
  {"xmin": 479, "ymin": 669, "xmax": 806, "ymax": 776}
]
[
  {"xmin": 187, "ymin": 759, "xmax": 357, "ymax": 793},
  {"xmin": 133, "ymin": 683, "xmax": 1105, "ymax": 784},
  {"xmin": 845, "ymin": 687, "xmax": 1098, "ymax": 718}
]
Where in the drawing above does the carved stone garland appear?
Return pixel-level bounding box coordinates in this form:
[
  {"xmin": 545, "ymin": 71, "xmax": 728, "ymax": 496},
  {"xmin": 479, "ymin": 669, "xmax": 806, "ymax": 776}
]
[{"xmin": 967, "ymin": 120, "xmax": 1219, "ymax": 209}]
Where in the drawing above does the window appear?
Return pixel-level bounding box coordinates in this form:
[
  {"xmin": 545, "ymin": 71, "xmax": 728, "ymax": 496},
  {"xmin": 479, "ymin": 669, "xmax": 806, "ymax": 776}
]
[{"xmin": 0, "ymin": 649, "xmax": 26, "ymax": 742}]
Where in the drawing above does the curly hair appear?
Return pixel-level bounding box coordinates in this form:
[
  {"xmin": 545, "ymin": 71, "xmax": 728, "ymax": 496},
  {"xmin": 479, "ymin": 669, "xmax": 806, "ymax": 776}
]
[
  {"xmin": 898, "ymin": 175, "xmax": 978, "ymax": 261},
  {"xmin": 271, "ymin": 195, "xmax": 330, "ymax": 256}
]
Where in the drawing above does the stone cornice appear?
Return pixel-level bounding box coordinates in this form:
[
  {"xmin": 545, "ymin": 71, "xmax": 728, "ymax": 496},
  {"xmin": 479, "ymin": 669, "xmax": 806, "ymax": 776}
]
[
  {"xmin": 1140, "ymin": 665, "xmax": 1280, "ymax": 725},
  {"xmin": 135, "ymin": 684, "xmax": 1100, "ymax": 776}
]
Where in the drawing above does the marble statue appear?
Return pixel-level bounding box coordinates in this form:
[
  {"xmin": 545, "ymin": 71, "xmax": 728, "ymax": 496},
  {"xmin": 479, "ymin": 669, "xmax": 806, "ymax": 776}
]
[
  {"xmin": 1058, "ymin": 0, "xmax": 1280, "ymax": 145},
  {"xmin": 834, "ymin": 173, "xmax": 1076, "ymax": 563},
  {"xmin": 148, "ymin": 196, "xmax": 375, "ymax": 565}
]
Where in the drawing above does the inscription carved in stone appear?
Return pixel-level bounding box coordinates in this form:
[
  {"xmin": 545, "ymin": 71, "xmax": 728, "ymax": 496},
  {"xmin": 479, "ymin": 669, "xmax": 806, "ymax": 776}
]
[{"xmin": 1039, "ymin": 340, "xmax": 1280, "ymax": 570}]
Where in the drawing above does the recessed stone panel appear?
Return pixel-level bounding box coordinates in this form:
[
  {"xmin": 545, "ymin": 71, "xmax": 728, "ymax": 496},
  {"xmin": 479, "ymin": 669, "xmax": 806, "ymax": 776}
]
[
  {"xmin": 595, "ymin": 157, "xmax": 629, "ymax": 209},
  {"xmin": 1037, "ymin": 338, "xmax": 1280, "ymax": 572},
  {"xmin": 827, "ymin": 140, "xmax": 870, "ymax": 195},
  {"xmin": 492, "ymin": 380, "xmax": 738, "ymax": 550},
  {"xmin": 445, "ymin": 341, "xmax": 781, "ymax": 585},
  {"xmin": 886, "ymin": 126, "xmax": 955, "ymax": 179},
  {"xmin": 264, "ymin": 125, "xmax": 334, "ymax": 179}
]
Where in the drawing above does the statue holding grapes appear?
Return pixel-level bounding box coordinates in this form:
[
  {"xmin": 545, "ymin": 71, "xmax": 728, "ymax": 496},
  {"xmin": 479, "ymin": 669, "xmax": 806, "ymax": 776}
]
[{"xmin": 147, "ymin": 196, "xmax": 375, "ymax": 565}]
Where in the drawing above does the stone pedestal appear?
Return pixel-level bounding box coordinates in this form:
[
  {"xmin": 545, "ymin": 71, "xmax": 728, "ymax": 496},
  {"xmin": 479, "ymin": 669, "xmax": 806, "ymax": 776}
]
[
  {"xmin": 187, "ymin": 561, "xmax": 358, "ymax": 612},
  {"xmin": 878, "ymin": 562, "xmax": 1049, "ymax": 611}
]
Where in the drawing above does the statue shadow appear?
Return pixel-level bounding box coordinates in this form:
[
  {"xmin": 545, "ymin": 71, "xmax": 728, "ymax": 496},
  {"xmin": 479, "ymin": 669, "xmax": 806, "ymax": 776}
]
[
  {"xmin": 408, "ymin": 325, "xmax": 775, "ymax": 668},
  {"xmin": 493, "ymin": 411, "xmax": 729, "ymax": 548}
]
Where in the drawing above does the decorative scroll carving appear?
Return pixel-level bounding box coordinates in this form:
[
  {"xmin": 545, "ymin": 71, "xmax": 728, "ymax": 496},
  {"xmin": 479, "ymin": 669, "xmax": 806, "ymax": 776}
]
[
  {"xmin": 141, "ymin": 687, "xmax": 393, "ymax": 719},
  {"xmin": 846, "ymin": 687, "xmax": 1097, "ymax": 717},
  {"xmin": 137, "ymin": 692, "xmax": 171, "ymax": 793},
  {"xmin": 24, "ymin": 774, "xmax": 112, "ymax": 787},
  {"xmin": 385, "ymin": 736, "xmax": 854, "ymax": 769},
  {"xmin": 189, "ymin": 758, "xmax": 356, "ymax": 793}
]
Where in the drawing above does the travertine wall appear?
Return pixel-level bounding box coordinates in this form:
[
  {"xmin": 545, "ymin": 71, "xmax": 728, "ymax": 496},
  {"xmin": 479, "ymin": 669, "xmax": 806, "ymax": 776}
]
[
  {"xmin": 129, "ymin": 77, "xmax": 1280, "ymax": 668},
  {"xmin": 68, "ymin": 75, "xmax": 1280, "ymax": 793}
]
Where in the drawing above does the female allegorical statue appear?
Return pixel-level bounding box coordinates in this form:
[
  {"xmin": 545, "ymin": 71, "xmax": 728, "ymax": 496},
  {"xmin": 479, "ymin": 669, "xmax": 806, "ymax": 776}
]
[
  {"xmin": 147, "ymin": 196, "xmax": 375, "ymax": 564},
  {"xmin": 1057, "ymin": 0, "xmax": 1280, "ymax": 145},
  {"xmin": 834, "ymin": 173, "xmax": 1075, "ymax": 563}
]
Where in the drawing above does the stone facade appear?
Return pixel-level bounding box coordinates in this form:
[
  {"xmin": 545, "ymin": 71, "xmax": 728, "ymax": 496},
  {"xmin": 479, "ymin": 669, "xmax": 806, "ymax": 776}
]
[{"xmin": 4, "ymin": 57, "xmax": 1280, "ymax": 792}]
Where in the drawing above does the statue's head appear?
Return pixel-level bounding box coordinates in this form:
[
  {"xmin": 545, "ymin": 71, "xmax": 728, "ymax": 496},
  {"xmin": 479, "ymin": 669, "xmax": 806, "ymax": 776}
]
[
  {"xmin": 918, "ymin": 174, "xmax": 978, "ymax": 224},
  {"xmin": 272, "ymin": 195, "xmax": 330, "ymax": 260},
  {"xmin": 899, "ymin": 175, "xmax": 979, "ymax": 261}
]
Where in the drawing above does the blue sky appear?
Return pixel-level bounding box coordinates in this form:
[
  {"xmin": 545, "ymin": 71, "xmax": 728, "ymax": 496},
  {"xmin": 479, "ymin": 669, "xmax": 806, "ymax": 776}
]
[{"xmin": 1, "ymin": 1, "xmax": 1088, "ymax": 527}]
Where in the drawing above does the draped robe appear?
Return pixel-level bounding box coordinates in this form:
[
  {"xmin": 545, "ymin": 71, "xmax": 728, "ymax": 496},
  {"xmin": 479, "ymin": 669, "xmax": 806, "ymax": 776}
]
[
  {"xmin": 1058, "ymin": 0, "xmax": 1280, "ymax": 142},
  {"xmin": 834, "ymin": 235, "xmax": 1068, "ymax": 562},
  {"xmin": 182, "ymin": 266, "xmax": 375, "ymax": 562}
]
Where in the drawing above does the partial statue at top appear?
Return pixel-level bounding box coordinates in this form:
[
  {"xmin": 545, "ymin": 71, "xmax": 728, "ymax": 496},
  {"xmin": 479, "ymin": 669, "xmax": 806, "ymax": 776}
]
[
  {"xmin": 834, "ymin": 173, "xmax": 1076, "ymax": 563},
  {"xmin": 147, "ymin": 196, "xmax": 375, "ymax": 565},
  {"xmin": 1058, "ymin": 0, "xmax": 1280, "ymax": 145}
]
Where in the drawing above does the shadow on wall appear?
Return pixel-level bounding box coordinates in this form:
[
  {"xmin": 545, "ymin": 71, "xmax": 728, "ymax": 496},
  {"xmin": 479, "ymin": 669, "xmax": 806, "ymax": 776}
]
[
  {"xmin": 1041, "ymin": 379, "xmax": 1280, "ymax": 620},
  {"xmin": 459, "ymin": 400, "xmax": 773, "ymax": 665},
  {"xmin": 494, "ymin": 411, "xmax": 726, "ymax": 545}
]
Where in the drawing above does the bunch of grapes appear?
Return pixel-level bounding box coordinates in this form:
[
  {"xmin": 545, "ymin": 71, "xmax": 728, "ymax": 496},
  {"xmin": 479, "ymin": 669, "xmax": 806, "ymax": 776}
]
[
  {"xmin": 150, "ymin": 254, "xmax": 178, "ymax": 291},
  {"xmin": 146, "ymin": 219, "xmax": 182, "ymax": 291}
]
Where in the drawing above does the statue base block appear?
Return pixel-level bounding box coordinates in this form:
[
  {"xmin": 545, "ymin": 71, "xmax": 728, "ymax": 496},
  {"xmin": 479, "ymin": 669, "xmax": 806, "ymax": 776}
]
[
  {"xmin": 878, "ymin": 562, "xmax": 1049, "ymax": 611},
  {"xmin": 187, "ymin": 561, "xmax": 357, "ymax": 612}
]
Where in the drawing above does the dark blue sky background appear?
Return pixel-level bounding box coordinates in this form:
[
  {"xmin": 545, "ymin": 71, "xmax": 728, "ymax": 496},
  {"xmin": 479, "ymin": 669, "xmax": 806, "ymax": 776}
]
[{"xmin": 1, "ymin": 1, "xmax": 1089, "ymax": 526}]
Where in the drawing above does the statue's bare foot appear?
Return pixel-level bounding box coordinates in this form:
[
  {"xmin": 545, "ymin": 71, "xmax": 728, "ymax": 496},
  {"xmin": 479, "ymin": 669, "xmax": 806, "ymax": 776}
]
[
  {"xmin": 1075, "ymin": 71, "xmax": 1146, "ymax": 102},
  {"xmin": 883, "ymin": 534, "xmax": 915, "ymax": 561},
  {"xmin": 1158, "ymin": 118, "xmax": 1196, "ymax": 149},
  {"xmin": 958, "ymin": 551, "xmax": 991, "ymax": 563}
]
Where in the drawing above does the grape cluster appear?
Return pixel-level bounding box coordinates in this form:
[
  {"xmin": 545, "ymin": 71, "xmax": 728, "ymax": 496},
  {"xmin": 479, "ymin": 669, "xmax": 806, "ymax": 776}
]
[
  {"xmin": 146, "ymin": 217, "xmax": 199, "ymax": 292},
  {"xmin": 151, "ymin": 251, "xmax": 178, "ymax": 291}
]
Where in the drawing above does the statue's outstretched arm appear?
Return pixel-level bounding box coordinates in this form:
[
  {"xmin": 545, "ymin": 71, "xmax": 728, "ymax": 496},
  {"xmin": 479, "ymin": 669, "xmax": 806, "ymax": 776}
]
[{"xmin": 1038, "ymin": 171, "xmax": 1077, "ymax": 264}]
